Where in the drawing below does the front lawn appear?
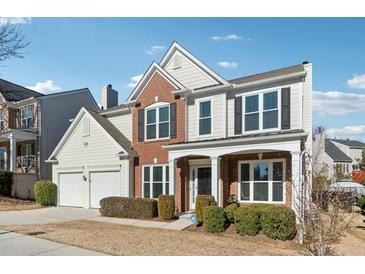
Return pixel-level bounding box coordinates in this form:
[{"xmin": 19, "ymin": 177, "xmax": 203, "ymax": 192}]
[
  {"xmin": 0, "ymin": 220, "xmax": 303, "ymax": 256},
  {"xmin": 0, "ymin": 196, "xmax": 42, "ymax": 211}
]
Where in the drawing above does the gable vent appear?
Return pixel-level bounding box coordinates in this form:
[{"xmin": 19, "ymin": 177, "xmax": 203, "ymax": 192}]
[
  {"xmin": 173, "ymin": 54, "xmax": 181, "ymax": 69},
  {"xmin": 83, "ymin": 117, "xmax": 90, "ymax": 137}
]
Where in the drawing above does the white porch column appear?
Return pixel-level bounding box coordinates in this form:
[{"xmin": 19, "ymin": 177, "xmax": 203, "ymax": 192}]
[
  {"xmin": 169, "ymin": 159, "xmax": 176, "ymax": 196},
  {"xmin": 211, "ymin": 156, "xmax": 220, "ymax": 206},
  {"xmin": 9, "ymin": 137, "xmax": 17, "ymax": 172},
  {"xmin": 291, "ymin": 151, "xmax": 302, "ymax": 220}
]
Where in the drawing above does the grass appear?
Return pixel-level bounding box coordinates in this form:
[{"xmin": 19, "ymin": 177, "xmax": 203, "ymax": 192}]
[
  {"xmin": 0, "ymin": 220, "xmax": 303, "ymax": 256},
  {"xmin": 0, "ymin": 195, "xmax": 42, "ymax": 211}
]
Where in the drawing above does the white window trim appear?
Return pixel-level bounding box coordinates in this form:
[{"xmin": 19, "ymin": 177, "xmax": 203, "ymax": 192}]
[
  {"xmin": 0, "ymin": 112, "xmax": 4, "ymax": 130},
  {"xmin": 144, "ymin": 103, "xmax": 170, "ymax": 141},
  {"xmin": 20, "ymin": 143, "xmax": 35, "ymax": 168},
  {"xmin": 242, "ymin": 89, "xmax": 281, "ymax": 134},
  {"xmin": 238, "ymin": 159, "xmax": 286, "ymax": 204},
  {"xmin": 20, "ymin": 105, "xmax": 34, "ymax": 129},
  {"xmin": 142, "ymin": 164, "xmax": 170, "ymax": 199},
  {"xmin": 196, "ymin": 97, "xmax": 213, "ymax": 137}
]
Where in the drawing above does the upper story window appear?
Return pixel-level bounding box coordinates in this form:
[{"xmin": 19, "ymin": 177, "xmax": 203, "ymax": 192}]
[
  {"xmin": 199, "ymin": 100, "xmax": 212, "ymax": 136},
  {"xmin": 145, "ymin": 105, "xmax": 170, "ymax": 140},
  {"xmin": 20, "ymin": 105, "xmax": 34, "ymax": 129},
  {"xmin": 242, "ymin": 90, "xmax": 280, "ymax": 133},
  {"xmin": 0, "ymin": 112, "xmax": 4, "ymax": 130}
]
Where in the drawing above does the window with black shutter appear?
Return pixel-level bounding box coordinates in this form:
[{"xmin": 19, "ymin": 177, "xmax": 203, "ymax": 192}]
[
  {"xmin": 138, "ymin": 109, "xmax": 144, "ymax": 142},
  {"xmin": 170, "ymin": 102, "xmax": 177, "ymax": 138},
  {"xmin": 234, "ymin": 96, "xmax": 242, "ymax": 135},
  {"xmin": 281, "ymin": 87, "xmax": 291, "ymax": 130}
]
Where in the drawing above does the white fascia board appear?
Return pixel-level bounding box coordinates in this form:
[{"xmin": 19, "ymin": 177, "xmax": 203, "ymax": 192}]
[
  {"xmin": 231, "ymin": 71, "xmax": 307, "ymax": 90},
  {"xmin": 160, "ymin": 42, "xmax": 229, "ymax": 85},
  {"xmin": 126, "ymin": 62, "xmax": 185, "ymax": 102},
  {"xmin": 163, "ymin": 132, "xmax": 308, "ymax": 150}
]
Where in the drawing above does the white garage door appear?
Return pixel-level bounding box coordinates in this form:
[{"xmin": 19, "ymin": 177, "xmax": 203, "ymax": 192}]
[
  {"xmin": 90, "ymin": 171, "xmax": 121, "ymax": 208},
  {"xmin": 59, "ymin": 173, "xmax": 83, "ymax": 207}
]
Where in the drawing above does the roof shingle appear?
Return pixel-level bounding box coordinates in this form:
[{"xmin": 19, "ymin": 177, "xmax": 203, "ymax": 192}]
[
  {"xmin": 325, "ymin": 139, "xmax": 353, "ymax": 162},
  {"xmin": 0, "ymin": 79, "xmax": 43, "ymax": 102}
]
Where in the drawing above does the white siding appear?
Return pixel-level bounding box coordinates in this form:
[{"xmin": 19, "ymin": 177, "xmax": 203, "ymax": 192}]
[
  {"xmin": 165, "ymin": 52, "xmax": 218, "ymax": 89},
  {"xmin": 187, "ymin": 93, "xmax": 225, "ymax": 141},
  {"xmin": 303, "ymin": 63, "xmax": 312, "ymax": 153},
  {"xmin": 227, "ymin": 82, "xmax": 302, "ymax": 137},
  {"xmin": 56, "ymin": 116, "xmax": 121, "ymax": 167},
  {"xmin": 107, "ymin": 112, "xmax": 132, "ymax": 141},
  {"xmin": 350, "ymin": 148, "xmax": 363, "ymax": 163}
]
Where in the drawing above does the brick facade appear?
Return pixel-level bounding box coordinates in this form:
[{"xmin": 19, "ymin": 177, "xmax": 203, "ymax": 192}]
[{"xmin": 131, "ymin": 71, "xmax": 188, "ymax": 212}]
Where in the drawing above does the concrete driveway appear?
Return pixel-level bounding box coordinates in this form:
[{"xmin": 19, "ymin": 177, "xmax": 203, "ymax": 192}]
[
  {"xmin": 0, "ymin": 230, "xmax": 105, "ymax": 256},
  {"xmin": 0, "ymin": 207, "xmax": 99, "ymax": 225}
]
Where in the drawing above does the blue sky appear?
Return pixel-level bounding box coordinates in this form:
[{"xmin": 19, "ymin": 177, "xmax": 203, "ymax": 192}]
[{"xmin": 1, "ymin": 17, "xmax": 365, "ymax": 140}]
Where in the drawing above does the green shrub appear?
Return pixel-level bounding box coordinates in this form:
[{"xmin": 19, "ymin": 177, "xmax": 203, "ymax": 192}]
[
  {"xmin": 195, "ymin": 195, "xmax": 216, "ymax": 223},
  {"xmin": 203, "ymin": 206, "xmax": 227, "ymax": 233},
  {"xmin": 100, "ymin": 197, "xmax": 158, "ymax": 219},
  {"xmin": 224, "ymin": 203, "xmax": 238, "ymax": 223},
  {"xmin": 357, "ymin": 196, "xmax": 365, "ymax": 210},
  {"xmin": 158, "ymin": 195, "xmax": 175, "ymax": 220},
  {"xmin": 34, "ymin": 180, "xmax": 56, "ymax": 206},
  {"xmin": 260, "ymin": 206, "xmax": 296, "ymax": 240},
  {"xmin": 234, "ymin": 206, "xmax": 261, "ymax": 236},
  {"xmin": 0, "ymin": 171, "xmax": 13, "ymax": 196}
]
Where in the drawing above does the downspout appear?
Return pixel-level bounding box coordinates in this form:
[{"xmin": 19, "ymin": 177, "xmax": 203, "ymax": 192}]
[{"xmin": 37, "ymin": 100, "xmax": 42, "ymax": 180}]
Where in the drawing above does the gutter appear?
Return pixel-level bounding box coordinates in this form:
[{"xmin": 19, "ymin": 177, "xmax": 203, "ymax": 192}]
[
  {"xmin": 163, "ymin": 132, "xmax": 308, "ymax": 150},
  {"xmin": 45, "ymin": 159, "xmax": 58, "ymax": 164}
]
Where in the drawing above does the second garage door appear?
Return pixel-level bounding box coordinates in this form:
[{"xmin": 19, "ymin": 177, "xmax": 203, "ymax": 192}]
[{"xmin": 90, "ymin": 171, "xmax": 121, "ymax": 208}]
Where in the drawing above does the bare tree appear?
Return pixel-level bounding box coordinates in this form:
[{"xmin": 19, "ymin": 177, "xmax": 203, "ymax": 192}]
[{"xmin": 0, "ymin": 22, "xmax": 30, "ymax": 63}]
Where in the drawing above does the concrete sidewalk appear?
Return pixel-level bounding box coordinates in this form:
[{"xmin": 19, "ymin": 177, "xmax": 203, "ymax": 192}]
[
  {"xmin": 89, "ymin": 213, "xmax": 194, "ymax": 231},
  {"xmin": 0, "ymin": 230, "xmax": 106, "ymax": 256}
]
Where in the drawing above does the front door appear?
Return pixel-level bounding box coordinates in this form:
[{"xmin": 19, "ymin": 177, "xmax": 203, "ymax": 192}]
[{"xmin": 190, "ymin": 166, "xmax": 211, "ymax": 209}]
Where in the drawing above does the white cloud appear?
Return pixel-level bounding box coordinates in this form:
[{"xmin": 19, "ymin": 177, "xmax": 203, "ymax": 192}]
[
  {"xmin": 210, "ymin": 34, "xmax": 251, "ymax": 42},
  {"xmin": 326, "ymin": 125, "xmax": 365, "ymax": 142},
  {"xmin": 348, "ymin": 74, "xmax": 365, "ymax": 89},
  {"xmin": 313, "ymin": 90, "xmax": 365, "ymax": 117},
  {"xmin": 126, "ymin": 74, "xmax": 143, "ymax": 88},
  {"xmin": 146, "ymin": 45, "xmax": 165, "ymax": 56},
  {"xmin": 217, "ymin": 61, "xmax": 238, "ymax": 69},
  {"xmin": 0, "ymin": 17, "xmax": 31, "ymax": 26},
  {"xmin": 27, "ymin": 80, "xmax": 62, "ymax": 94}
]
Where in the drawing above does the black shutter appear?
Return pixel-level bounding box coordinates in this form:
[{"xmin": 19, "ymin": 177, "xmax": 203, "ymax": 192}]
[
  {"xmin": 17, "ymin": 145, "xmax": 21, "ymax": 156},
  {"xmin": 170, "ymin": 102, "xmax": 177, "ymax": 138},
  {"xmin": 281, "ymin": 87, "xmax": 291, "ymax": 130},
  {"xmin": 234, "ymin": 96, "xmax": 242, "ymax": 135},
  {"xmin": 138, "ymin": 109, "xmax": 144, "ymax": 142},
  {"xmin": 31, "ymin": 143, "xmax": 35, "ymax": 155}
]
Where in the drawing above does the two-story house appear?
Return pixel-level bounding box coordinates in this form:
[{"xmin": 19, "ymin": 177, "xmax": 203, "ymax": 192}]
[
  {"xmin": 0, "ymin": 79, "xmax": 99, "ymax": 198},
  {"xmin": 48, "ymin": 42, "xmax": 312, "ymax": 217}
]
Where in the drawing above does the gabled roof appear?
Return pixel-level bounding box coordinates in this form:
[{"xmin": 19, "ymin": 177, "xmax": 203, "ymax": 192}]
[
  {"xmin": 229, "ymin": 64, "xmax": 306, "ymax": 85},
  {"xmin": 126, "ymin": 62, "xmax": 186, "ymax": 102},
  {"xmin": 0, "ymin": 79, "xmax": 43, "ymax": 102},
  {"xmin": 330, "ymin": 138, "xmax": 365, "ymax": 149},
  {"xmin": 325, "ymin": 139, "xmax": 353, "ymax": 163},
  {"xmin": 160, "ymin": 41, "xmax": 229, "ymax": 86},
  {"xmin": 48, "ymin": 107, "xmax": 136, "ymax": 161}
]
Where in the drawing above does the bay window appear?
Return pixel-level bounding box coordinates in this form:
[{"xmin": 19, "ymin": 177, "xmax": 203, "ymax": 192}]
[
  {"xmin": 145, "ymin": 105, "xmax": 169, "ymax": 140},
  {"xmin": 143, "ymin": 164, "xmax": 170, "ymax": 198},
  {"xmin": 239, "ymin": 160, "xmax": 285, "ymax": 203}
]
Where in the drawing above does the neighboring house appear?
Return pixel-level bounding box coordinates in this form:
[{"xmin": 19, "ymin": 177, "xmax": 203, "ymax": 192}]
[
  {"xmin": 48, "ymin": 42, "xmax": 312, "ymax": 217},
  {"xmin": 0, "ymin": 79, "xmax": 99, "ymax": 197},
  {"xmin": 313, "ymin": 131, "xmax": 365, "ymax": 180}
]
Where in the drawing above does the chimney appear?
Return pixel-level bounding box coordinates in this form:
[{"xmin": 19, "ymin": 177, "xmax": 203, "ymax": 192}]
[{"xmin": 101, "ymin": 84, "xmax": 118, "ymax": 110}]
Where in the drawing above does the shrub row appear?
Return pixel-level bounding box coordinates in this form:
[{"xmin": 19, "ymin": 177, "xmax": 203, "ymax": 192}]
[
  {"xmin": 100, "ymin": 197, "xmax": 158, "ymax": 219},
  {"xmin": 158, "ymin": 195, "xmax": 175, "ymax": 220},
  {"xmin": 0, "ymin": 171, "xmax": 13, "ymax": 196}
]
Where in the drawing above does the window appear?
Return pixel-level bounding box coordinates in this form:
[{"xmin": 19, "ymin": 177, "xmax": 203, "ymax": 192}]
[
  {"xmin": 143, "ymin": 165, "xmax": 170, "ymax": 198},
  {"xmin": 263, "ymin": 91, "xmax": 278, "ymax": 129},
  {"xmin": 239, "ymin": 160, "xmax": 285, "ymax": 203},
  {"xmin": 241, "ymin": 90, "xmax": 280, "ymax": 132},
  {"xmin": 20, "ymin": 105, "xmax": 34, "ymax": 128},
  {"xmin": 245, "ymin": 95, "xmax": 259, "ymax": 131},
  {"xmin": 199, "ymin": 100, "xmax": 212, "ymax": 135},
  {"xmin": 0, "ymin": 147, "xmax": 6, "ymax": 170},
  {"xmin": 19, "ymin": 144, "xmax": 35, "ymax": 168},
  {"xmin": 146, "ymin": 105, "xmax": 169, "ymax": 140},
  {"xmin": 0, "ymin": 112, "xmax": 4, "ymax": 130}
]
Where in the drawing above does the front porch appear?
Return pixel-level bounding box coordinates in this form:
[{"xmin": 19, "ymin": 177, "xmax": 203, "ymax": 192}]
[
  {"xmin": 0, "ymin": 129, "xmax": 38, "ymax": 174},
  {"xmin": 165, "ymin": 131, "xmax": 308, "ymax": 214}
]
